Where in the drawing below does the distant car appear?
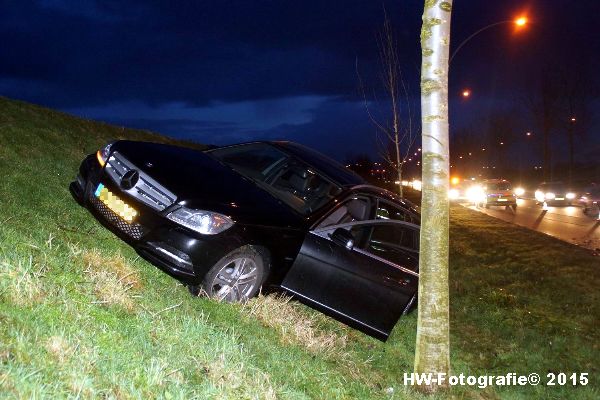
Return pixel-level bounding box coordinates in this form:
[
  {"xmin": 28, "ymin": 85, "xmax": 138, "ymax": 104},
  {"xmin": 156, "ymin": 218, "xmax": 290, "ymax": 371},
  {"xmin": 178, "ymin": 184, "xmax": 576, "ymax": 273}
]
[
  {"xmin": 534, "ymin": 182, "xmax": 576, "ymax": 206},
  {"xmin": 70, "ymin": 140, "xmax": 421, "ymax": 341},
  {"xmin": 481, "ymin": 179, "xmax": 517, "ymax": 210},
  {"xmin": 579, "ymin": 185, "xmax": 600, "ymax": 219},
  {"xmin": 449, "ymin": 181, "xmax": 465, "ymax": 201}
]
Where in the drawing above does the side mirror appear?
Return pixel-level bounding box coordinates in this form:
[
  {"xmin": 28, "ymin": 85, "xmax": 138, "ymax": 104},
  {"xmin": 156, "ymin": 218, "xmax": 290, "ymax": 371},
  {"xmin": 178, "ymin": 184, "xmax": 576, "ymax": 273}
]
[{"xmin": 330, "ymin": 228, "xmax": 355, "ymax": 250}]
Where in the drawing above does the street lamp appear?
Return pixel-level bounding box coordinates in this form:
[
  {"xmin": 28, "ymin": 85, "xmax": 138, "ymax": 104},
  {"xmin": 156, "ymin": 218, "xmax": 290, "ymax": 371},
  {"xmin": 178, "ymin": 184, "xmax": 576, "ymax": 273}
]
[
  {"xmin": 462, "ymin": 89, "xmax": 471, "ymax": 97},
  {"xmin": 515, "ymin": 17, "xmax": 527, "ymax": 26},
  {"xmin": 450, "ymin": 16, "xmax": 528, "ymax": 63}
]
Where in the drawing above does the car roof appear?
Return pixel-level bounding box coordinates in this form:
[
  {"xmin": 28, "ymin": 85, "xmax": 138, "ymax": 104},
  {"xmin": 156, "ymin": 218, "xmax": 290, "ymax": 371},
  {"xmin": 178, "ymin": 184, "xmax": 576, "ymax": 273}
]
[
  {"xmin": 349, "ymin": 184, "xmax": 421, "ymax": 214},
  {"xmin": 484, "ymin": 179, "xmax": 510, "ymax": 183},
  {"xmin": 538, "ymin": 181, "xmax": 566, "ymax": 188}
]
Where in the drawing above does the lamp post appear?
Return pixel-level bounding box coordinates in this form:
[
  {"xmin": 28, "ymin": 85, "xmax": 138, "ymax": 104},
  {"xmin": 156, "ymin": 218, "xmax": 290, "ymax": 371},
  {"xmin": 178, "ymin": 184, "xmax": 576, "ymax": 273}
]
[
  {"xmin": 450, "ymin": 16, "xmax": 528, "ymax": 63},
  {"xmin": 569, "ymin": 117, "xmax": 576, "ymax": 185}
]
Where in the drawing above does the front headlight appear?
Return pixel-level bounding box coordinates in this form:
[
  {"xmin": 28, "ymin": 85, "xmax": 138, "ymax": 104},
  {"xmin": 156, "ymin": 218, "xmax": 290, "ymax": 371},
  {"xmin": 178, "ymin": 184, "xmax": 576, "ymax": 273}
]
[
  {"xmin": 535, "ymin": 190, "xmax": 545, "ymax": 202},
  {"xmin": 448, "ymin": 189, "xmax": 460, "ymax": 200},
  {"xmin": 545, "ymin": 192, "xmax": 555, "ymax": 200},
  {"xmin": 514, "ymin": 187, "xmax": 525, "ymax": 197},
  {"xmin": 96, "ymin": 142, "xmax": 115, "ymax": 167},
  {"xmin": 566, "ymin": 192, "xmax": 576, "ymax": 199},
  {"xmin": 167, "ymin": 207, "xmax": 233, "ymax": 235}
]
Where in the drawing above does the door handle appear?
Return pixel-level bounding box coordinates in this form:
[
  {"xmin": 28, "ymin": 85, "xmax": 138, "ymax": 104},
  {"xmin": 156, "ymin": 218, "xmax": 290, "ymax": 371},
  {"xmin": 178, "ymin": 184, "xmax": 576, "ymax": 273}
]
[{"xmin": 384, "ymin": 276, "xmax": 411, "ymax": 286}]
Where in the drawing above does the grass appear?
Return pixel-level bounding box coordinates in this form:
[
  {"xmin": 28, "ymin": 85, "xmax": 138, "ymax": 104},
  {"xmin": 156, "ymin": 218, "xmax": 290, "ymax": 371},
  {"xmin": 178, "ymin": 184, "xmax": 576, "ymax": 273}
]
[{"xmin": 0, "ymin": 96, "xmax": 598, "ymax": 399}]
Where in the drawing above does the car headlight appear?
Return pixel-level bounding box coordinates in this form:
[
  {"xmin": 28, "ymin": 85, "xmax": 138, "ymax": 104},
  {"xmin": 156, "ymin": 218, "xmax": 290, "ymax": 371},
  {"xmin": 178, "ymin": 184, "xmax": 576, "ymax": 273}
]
[
  {"xmin": 535, "ymin": 190, "xmax": 545, "ymax": 202},
  {"xmin": 466, "ymin": 185, "xmax": 485, "ymax": 203},
  {"xmin": 448, "ymin": 189, "xmax": 460, "ymax": 200},
  {"xmin": 514, "ymin": 187, "xmax": 525, "ymax": 197},
  {"xmin": 96, "ymin": 142, "xmax": 115, "ymax": 167},
  {"xmin": 167, "ymin": 207, "xmax": 233, "ymax": 235},
  {"xmin": 566, "ymin": 192, "xmax": 576, "ymax": 199},
  {"xmin": 545, "ymin": 192, "xmax": 555, "ymax": 200}
]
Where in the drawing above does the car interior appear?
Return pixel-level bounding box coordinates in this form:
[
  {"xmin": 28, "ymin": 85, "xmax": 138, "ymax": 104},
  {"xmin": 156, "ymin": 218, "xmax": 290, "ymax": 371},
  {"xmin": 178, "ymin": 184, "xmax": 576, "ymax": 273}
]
[{"xmin": 319, "ymin": 198, "xmax": 370, "ymax": 227}]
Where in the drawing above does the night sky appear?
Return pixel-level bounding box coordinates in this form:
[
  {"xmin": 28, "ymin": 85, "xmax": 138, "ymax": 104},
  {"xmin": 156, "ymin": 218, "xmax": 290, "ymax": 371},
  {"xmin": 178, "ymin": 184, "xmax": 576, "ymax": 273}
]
[{"xmin": 1, "ymin": 0, "xmax": 598, "ymax": 164}]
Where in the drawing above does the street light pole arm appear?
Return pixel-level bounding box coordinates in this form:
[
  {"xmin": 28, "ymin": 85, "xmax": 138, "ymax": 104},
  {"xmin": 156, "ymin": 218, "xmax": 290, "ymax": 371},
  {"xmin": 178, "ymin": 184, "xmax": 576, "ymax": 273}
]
[{"xmin": 450, "ymin": 20, "xmax": 511, "ymax": 64}]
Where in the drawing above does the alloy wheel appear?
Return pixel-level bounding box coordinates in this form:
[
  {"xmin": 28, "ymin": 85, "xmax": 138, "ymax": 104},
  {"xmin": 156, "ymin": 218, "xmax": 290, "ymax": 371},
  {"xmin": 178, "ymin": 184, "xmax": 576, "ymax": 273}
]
[{"xmin": 210, "ymin": 257, "xmax": 259, "ymax": 302}]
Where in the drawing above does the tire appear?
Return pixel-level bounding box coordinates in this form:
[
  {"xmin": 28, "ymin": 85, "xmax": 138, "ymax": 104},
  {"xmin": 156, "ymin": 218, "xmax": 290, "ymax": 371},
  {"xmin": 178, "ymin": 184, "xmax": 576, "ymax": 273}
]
[
  {"xmin": 485, "ymin": 203, "xmax": 490, "ymax": 209},
  {"xmin": 511, "ymin": 204, "xmax": 517, "ymax": 211},
  {"xmin": 193, "ymin": 246, "xmax": 267, "ymax": 303}
]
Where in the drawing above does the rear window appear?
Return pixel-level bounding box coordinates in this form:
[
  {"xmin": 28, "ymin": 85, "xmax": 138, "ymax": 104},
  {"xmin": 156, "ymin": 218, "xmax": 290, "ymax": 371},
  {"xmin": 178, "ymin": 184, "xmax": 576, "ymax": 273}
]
[{"xmin": 486, "ymin": 182, "xmax": 511, "ymax": 191}]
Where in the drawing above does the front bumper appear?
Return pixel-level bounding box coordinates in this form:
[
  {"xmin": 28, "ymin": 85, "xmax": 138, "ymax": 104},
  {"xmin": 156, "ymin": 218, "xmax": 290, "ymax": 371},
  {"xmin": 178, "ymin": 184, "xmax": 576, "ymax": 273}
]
[{"xmin": 70, "ymin": 154, "xmax": 241, "ymax": 284}]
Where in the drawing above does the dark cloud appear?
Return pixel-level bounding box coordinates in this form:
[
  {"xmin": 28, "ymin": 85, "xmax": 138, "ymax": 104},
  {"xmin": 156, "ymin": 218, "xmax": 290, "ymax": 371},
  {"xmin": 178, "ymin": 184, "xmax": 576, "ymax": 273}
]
[{"xmin": 0, "ymin": 0, "xmax": 598, "ymax": 161}]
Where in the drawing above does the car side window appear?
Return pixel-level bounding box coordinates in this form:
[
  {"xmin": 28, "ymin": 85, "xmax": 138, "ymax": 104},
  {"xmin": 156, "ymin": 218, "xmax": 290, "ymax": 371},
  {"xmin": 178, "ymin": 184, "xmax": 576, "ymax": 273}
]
[
  {"xmin": 350, "ymin": 223, "xmax": 419, "ymax": 271},
  {"xmin": 376, "ymin": 199, "xmax": 418, "ymax": 224},
  {"xmin": 318, "ymin": 197, "xmax": 372, "ymax": 228}
]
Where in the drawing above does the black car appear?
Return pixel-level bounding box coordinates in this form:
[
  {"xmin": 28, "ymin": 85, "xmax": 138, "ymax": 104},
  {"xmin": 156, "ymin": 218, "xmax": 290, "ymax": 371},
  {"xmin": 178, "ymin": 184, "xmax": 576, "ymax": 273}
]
[
  {"xmin": 534, "ymin": 182, "xmax": 576, "ymax": 206},
  {"xmin": 70, "ymin": 140, "xmax": 421, "ymax": 341},
  {"xmin": 579, "ymin": 185, "xmax": 600, "ymax": 219}
]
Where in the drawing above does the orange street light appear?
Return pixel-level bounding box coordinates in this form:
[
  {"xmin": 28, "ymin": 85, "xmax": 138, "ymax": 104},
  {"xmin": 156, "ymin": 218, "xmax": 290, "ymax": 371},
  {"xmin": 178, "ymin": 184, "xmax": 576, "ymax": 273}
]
[
  {"xmin": 462, "ymin": 89, "xmax": 471, "ymax": 97},
  {"xmin": 515, "ymin": 16, "xmax": 528, "ymax": 27},
  {"xmin": 450, "ymin": 15, "xmax": 530, "ymax": 63}
]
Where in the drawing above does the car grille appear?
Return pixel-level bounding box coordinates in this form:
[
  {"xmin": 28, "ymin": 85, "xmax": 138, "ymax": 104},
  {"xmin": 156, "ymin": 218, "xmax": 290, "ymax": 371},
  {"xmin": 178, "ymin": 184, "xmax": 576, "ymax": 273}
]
[
  {"xmin": 89, "ymin": 194, "xmax": 147, "ymax": 240},
  {"xmin": 105, "ymin": 151, "xmax": 176, "ymax": 211}
]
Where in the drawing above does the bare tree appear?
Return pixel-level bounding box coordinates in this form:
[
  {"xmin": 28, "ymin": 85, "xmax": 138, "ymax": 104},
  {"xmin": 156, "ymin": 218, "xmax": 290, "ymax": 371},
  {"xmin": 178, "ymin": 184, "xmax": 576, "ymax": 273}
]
[
  {"xmin": 527, "ymin": 65, "xmax": 596, "ymax": 183},
  {"xmin": 357, "ymin": 11, "xmax": 416, "ymax": 197},
  {"xmin": 414, "ymin": 0, "xmax": 452, "ymax": 393},
  {"xmin": 526, "ymin": 69, "xmax": 562, "ymax": 181},
  {"xmin": 556, "ymin": 67, "xmax": 596, "ymax": 185}
]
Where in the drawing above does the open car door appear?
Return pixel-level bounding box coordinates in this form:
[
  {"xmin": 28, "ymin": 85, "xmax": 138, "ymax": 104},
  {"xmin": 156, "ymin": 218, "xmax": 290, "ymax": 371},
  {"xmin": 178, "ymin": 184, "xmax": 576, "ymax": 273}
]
[{"xmin": 281, "ymin": 220, "xmax": 419, "ymax": 341}]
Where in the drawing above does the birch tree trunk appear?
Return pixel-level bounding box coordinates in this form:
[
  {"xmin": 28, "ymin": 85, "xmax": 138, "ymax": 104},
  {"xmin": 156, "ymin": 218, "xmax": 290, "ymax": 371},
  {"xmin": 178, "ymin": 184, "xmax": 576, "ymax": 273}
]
[{"xmin": 414, "ymin": 0, "xmax": 452, "ymax": 393}]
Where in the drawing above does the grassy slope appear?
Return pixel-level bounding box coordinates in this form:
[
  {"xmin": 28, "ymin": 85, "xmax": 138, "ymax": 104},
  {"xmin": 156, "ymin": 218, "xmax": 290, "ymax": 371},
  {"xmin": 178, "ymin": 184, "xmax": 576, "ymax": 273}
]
[{"xmin": 0, "ymin": 96, "xmax": 598, "ymax": 399}]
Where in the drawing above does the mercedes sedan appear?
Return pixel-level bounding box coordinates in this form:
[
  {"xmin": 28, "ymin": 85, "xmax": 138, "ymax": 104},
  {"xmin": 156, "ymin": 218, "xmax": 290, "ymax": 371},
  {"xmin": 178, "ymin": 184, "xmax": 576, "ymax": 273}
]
[{"xmin": 70, "ymin": 140, "xmax": 420, "ymax": 340}]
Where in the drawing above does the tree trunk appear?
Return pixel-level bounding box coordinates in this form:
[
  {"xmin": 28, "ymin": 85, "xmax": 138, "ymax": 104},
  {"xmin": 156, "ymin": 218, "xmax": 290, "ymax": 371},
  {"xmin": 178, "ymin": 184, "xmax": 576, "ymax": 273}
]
[
  {"xmin": 397, "ymin": 165, "xmax": 404, "ymax": 197},
  {"xmin": 414, "ymin": 0, "xmax": 452, "ymax": 393}
]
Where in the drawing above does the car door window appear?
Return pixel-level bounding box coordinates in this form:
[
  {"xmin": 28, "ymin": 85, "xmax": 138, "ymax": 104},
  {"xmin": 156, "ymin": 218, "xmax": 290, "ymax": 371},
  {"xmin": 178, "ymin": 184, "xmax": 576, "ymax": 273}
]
[
  {"xmin": 376, "ymin": 200, "xmax": 418, "ymax": 224},
  {"xmin": 318, "ymin": 197, "xmax": 373, "ymax": 228},
  {"xmin": 350, "ymin": 222, "xmax": 419, "ymax": 271}
]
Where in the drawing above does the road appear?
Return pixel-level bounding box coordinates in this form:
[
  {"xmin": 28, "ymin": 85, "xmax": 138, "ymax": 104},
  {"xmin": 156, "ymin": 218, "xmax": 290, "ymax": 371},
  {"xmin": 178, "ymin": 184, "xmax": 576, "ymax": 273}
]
[{"xmin": 465, "ymin": 198, "xmax": 600, "ymax": 252}]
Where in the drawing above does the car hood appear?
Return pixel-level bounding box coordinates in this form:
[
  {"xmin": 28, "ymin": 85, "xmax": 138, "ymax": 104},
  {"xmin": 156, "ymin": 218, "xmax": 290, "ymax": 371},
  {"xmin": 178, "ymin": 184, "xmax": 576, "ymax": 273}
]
[{"xmin": 111, "ymin": 141, "xmax": 305, "ymax": 228}]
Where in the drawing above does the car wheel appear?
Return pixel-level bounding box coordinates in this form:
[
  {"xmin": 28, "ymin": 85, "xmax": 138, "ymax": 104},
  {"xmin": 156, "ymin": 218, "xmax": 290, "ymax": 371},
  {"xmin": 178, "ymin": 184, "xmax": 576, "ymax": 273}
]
[
  {"xmin": 485, "ymin": 203, "xmax": 490, "ymax": 209},
  {"xmin": 199, "ymin": 246, "xmax": 266, "ymax": 303},
  {"xmin": 511, "ymin": 204, "xmax": 517, "ymax": 211}
]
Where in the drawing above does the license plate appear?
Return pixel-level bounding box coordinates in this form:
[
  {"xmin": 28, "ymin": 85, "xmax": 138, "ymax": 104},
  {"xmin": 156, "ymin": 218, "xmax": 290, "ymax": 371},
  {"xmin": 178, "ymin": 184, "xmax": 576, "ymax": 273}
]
[
  {"xmin": 95, "ymin": 183, "xmax": 138, "ymax": 222},
  {"xmin": 555, "ymin": 198, "xmax": 564, "ymax": 201},
  {"xmin": 498, "ymin": 198, "xmax": 507, "ymax": 202}
]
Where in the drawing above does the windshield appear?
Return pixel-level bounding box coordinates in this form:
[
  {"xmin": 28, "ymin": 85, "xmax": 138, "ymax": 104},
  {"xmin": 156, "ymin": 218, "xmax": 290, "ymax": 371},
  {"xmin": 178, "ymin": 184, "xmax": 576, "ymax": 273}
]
[
  {"xmin": 540, "ymin": 184, "xmax": 566, "ymax": 192},
  {"xmin": 209, "ymin": 143, "xmax": 342, "ymax": 215}
]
